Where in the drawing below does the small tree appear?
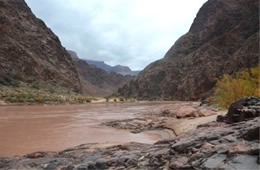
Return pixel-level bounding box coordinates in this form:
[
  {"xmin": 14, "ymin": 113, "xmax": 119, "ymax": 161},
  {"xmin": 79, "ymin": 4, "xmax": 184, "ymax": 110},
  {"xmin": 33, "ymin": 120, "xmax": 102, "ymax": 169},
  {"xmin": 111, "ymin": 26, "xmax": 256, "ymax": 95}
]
[{"xmin": 213, "ymin": 65, "xmax": 260, "ymax": 108}]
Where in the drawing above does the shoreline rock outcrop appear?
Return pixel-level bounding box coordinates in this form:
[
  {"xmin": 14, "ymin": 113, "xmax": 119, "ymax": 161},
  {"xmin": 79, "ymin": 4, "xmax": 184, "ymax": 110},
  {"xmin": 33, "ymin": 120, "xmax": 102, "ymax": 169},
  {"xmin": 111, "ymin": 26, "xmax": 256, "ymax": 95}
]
[{"xmin": 217, "ymin": 97, "xmax": 260, "ymax": 123}]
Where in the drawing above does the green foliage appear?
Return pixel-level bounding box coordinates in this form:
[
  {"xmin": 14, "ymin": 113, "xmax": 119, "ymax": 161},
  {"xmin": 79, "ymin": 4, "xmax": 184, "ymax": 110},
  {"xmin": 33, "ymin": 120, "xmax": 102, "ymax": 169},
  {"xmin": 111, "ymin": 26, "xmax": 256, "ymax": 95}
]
[
  {"xmin": 0, "ymin": 76, "xmax": 20, "ymax": 87},
  {"xmin": 213, "ymin": 65, "xmax": 260, "ymax": 108},
  {"xmin": 0, "ymin": 81, "xmax": 93, "ymax": 104}
]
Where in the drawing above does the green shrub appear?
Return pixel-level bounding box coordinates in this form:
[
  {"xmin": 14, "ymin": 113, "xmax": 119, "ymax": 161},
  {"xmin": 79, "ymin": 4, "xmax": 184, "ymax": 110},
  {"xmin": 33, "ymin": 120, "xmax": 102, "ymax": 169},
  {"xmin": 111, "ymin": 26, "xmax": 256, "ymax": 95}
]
[
  {"xmin": 213, "ymin": 65, "xmax": 260, "ymax": 108},
  {"xmin": 0, "ymin": 77, "xmax": 20, "ymax": 87}
]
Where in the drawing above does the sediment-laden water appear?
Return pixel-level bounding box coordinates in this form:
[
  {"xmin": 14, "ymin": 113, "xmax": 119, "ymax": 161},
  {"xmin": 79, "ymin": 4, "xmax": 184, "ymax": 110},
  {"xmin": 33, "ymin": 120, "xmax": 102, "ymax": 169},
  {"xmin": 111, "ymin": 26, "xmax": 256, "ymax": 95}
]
[{"xmin": 0, "ymin": 101, "xmax": 181, "ymax": 156}]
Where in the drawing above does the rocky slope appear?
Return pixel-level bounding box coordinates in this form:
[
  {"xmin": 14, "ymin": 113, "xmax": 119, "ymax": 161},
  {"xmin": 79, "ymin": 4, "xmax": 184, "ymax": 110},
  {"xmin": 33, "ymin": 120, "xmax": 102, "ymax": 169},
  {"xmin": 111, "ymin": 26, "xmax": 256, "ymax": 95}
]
[
  {"xmin": 119, "ymin": 0, "xmax": 259, "ymax": 100},
  {"xmin": 69, "ymin": 51, "xmax": 133, "ymax": 96},
  {"xmin": 1, "ymin": 97, "xmax": 259, "ymax": 169},
  {"xmin": 0, "ymin": 0, "xmax": 132, "ymax": 97},
  {"xmin": 85, "ymin": 59, "xmax": 140, "ymax": 76},
  {"xmin": 0, "ymin": 0, "xmax": 81, "ymax": 92}
]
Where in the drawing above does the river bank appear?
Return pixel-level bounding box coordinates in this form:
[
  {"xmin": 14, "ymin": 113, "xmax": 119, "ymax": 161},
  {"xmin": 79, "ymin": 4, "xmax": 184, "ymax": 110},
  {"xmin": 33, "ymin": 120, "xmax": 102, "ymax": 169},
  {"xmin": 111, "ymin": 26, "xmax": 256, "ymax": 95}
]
[{"xmin": 1, "ymin": 111, "xmax": 259, "ymax": 169}]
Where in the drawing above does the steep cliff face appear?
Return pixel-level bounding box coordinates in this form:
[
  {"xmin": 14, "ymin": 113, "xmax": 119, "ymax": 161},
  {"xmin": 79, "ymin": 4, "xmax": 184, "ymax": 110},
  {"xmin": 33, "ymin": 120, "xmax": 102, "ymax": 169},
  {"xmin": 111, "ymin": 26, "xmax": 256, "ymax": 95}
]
[
  {"xmin": 70, "ymin": 51, "xmax": 133, "ymax": 96},
  {"xmin": 0, "ymin": 0, "xmax": 81, "ymax": 91},
  {"xmin": 119, "ymin": 0, "xmax": 259, "ymax": 100}
]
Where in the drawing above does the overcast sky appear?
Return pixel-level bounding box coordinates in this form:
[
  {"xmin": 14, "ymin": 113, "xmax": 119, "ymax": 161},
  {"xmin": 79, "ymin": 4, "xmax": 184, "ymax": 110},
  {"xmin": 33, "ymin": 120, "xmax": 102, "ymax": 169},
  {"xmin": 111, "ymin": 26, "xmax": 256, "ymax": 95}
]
[{"xmin": 25, "ymin": 0, "xmax": 207, "ymax": 70}]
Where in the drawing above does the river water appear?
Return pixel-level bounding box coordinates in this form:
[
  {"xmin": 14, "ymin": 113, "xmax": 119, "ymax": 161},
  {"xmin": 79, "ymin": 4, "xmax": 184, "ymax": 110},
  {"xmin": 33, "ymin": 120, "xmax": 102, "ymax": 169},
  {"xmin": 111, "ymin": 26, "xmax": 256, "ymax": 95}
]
[{"xmin": 0, "ymin": 101, "xmax": 178, "ymax": 156}]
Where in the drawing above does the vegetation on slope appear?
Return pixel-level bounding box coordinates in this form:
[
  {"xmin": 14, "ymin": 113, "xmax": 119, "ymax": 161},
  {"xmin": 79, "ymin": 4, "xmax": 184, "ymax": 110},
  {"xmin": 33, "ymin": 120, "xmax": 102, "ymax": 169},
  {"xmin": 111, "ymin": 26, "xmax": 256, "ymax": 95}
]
[
  {"xmin": 0, "ymin": 77, "xmax": 137, "ymax": 104},
  {"xmin": 0, "ymin": 78, "xmax": 93, "ymax": 104},
  {"xmin": 213, "ymin": 65, "xmax": 260, "ymax": 108},
  {"xmin": 105, "ymin": 96, "xmax": 137, "ymax": 102}
]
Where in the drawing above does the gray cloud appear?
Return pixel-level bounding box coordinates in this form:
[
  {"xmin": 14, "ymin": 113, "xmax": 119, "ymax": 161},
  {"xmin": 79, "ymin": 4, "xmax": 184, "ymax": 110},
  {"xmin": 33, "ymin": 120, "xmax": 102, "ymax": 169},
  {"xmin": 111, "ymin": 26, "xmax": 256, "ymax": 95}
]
[{"xmin": 25, "ymin": 0, "xmax": 207, "ymax": 70}]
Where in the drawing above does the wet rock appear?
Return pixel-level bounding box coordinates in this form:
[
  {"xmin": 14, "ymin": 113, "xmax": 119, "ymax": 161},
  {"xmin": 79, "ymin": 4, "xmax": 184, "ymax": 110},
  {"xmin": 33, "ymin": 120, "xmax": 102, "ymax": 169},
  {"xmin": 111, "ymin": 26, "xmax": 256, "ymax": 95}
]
[
  {"xmin": 75, "ymin": 162, "xmax": 95, "ymax": 170},
  {"xmin": 169, "ymin": 157, "xmax": 188, "ymax": 169},
  {"xmin": 103, "ymin": 118, "xmax": 167, "ymax": 133},
  {"xmin": 153, "ymin": 148, "xmax": 170, "ymax": 158},
  {"xmin": 220, "ymin": 155, "xmax": 259, "ymax": 170},
  {"xmin": 241, "ymin": 126, "xmax": 260, "ymax": 141},
  {"xmin": 76, "ymin": 164, "xmax": 89, "ymax": 170},
  {"xmin": 25, "ymin": 152, "xmax": 48, "ymax": 159},
  {"xmin": 202, "ymin": 154, "xmax": 227, "ymax": 169},
  {"xmin": 0, "ymin": 157, "xmax": 11, "ymax": 169},
  {"xmin": 45, "ymin": 160, "xmax": 64, "ymax": 170},
  {"xmin": 116, "ymin": 155, "xmax": 138, "ymax": 167},
  {"xmin": 222, "ymin": 135, "xmax": 237, "ymax": 143},
  {"xmin": 95, "ymin": 158, "xmax": 108, "ymax": 169},
  {"xmin": 217, "ymin": 115, "xmax": 225, "ymax": 122},
  {"xmin": 188, "ymin": 153, "xmax": 206, "ymax": 163},
  {"xmin": 59, "ymin": 165, "xmax": 74, "ymax": 170},
  {"xmin": 171, "ymin": 139, "xmax": 201, "ymax": 153},
  {"xmin": 87, "ymin": 162, "xmax": 95, "ymax": 169}
]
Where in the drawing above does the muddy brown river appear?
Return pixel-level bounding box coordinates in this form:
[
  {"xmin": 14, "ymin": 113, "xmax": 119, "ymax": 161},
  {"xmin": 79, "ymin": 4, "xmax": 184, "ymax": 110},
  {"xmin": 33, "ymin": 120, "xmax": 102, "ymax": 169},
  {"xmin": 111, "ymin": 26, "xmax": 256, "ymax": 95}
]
[{"xmin": 0, "ymin": 101, "xmax": 181, "ymax": 157}]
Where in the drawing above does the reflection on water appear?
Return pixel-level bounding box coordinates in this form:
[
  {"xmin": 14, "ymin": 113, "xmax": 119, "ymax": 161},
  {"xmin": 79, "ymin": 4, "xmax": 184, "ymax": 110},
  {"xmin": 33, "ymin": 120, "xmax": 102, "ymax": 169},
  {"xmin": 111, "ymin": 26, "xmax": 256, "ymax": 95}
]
[{"xmin": 0, "ymin": 102, "xmax": 177, "ymax": 156}]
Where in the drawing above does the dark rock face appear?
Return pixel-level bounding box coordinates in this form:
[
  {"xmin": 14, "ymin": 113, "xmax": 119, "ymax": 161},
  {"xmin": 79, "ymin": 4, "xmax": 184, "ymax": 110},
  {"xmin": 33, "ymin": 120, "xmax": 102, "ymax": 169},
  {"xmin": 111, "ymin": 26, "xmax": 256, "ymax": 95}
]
[
  {"xmin": 70, "ymin": 51, "xmax": 134, "ymax": 96},
  {"xmin": 119, "ymin": 0, "xmax": 259, "ymax": 100},
  {"xmin": 0, "ymin": 0, "xmax": 131, "ymax": 96},
  {"xmin": 0, "ymin": 0, "xmax": 81, "ymax": 91},
  {"xmin": 217, "ymin": 97, "xmax": 260, "ymax": 123}
]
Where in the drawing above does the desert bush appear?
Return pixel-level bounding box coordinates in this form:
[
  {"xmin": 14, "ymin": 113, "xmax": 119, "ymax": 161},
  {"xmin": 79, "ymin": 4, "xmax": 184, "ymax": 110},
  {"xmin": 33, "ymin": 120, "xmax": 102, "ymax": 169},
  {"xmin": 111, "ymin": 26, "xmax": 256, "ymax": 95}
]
[
  {"xmin": 0, "ymin": 76, "xmax": 20, "ymax": 87},
  {"xmin": 213, "ymin": 65, "xmax": 260, "ymax": 108},
  {"xmin": 119, "ymin": 96, "xmax": 125, "ymax": 102},
  {"xmin": 0, "ymin": 82, "xmax": 93, "ymax": 104}
]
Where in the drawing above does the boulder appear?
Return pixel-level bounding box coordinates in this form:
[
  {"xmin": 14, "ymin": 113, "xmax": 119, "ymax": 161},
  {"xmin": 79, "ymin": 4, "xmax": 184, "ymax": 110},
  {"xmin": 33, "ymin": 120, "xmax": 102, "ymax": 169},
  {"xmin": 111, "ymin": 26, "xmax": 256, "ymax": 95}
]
[
  {"xmin": 174, "ymin": 106, "xmax": 199, "ymax": 118},
  {"xmin": 217, "ymin": 97, "xmax": 260, "ymax": 123},
  {"xmin": 241, "ymin": 126, "xmax": 260, "ymax": 141},
  {"xmin": 198, "ymin": 109, "xmax": 215, "ymax": 117}
]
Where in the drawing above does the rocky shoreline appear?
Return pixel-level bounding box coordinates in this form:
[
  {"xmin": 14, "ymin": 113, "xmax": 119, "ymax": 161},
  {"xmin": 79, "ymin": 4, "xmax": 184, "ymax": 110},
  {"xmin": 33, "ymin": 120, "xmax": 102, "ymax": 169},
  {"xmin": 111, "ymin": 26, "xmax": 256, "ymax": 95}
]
[
  {"xmin": 102, "ymin": 101, "xmax": 223, "ymax": 136},
  {"xmin": 0, "ymin": 97, "xmax": 259, "ymax": 170}
]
